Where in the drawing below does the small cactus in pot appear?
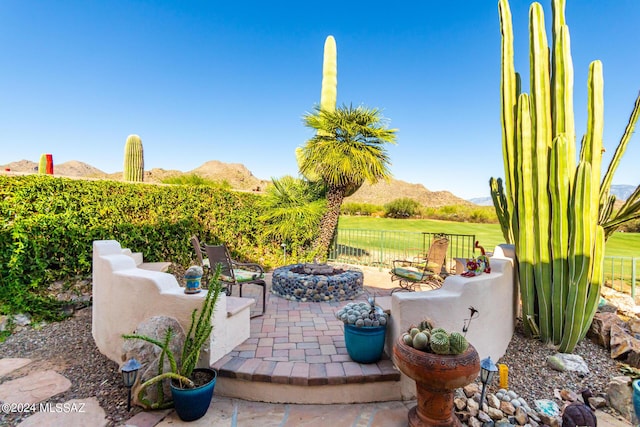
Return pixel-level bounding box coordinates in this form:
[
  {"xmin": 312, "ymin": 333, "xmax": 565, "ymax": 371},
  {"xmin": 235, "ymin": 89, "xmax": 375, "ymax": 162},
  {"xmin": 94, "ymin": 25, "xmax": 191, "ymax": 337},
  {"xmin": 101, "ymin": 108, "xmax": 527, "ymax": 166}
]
[
  {"xmin": 335, "ymin": 297, "xmax": 388, "ymax": 364},
  {"xmin": 334, "ymin": 297, "xmax": 388, "ymax": 327},
  {"xmin": 400, "ymin": 317, "xmax": 470, "ymax": 355}
]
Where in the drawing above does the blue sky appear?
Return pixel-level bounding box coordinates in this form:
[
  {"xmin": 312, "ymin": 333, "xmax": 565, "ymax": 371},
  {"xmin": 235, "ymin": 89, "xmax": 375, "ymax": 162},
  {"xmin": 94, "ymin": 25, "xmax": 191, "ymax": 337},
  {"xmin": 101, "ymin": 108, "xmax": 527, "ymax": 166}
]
[{"xmin": 1, "ymin": 1, "xmax": 639, "ymax": 199}]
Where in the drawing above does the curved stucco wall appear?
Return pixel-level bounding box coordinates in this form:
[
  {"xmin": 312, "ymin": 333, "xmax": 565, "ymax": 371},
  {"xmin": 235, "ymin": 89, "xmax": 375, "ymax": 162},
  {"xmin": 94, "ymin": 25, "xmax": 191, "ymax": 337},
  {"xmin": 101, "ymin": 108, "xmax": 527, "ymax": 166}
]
[{"xmin": 389, "ymin": 244, "xmax": 517, "ymax": 399}]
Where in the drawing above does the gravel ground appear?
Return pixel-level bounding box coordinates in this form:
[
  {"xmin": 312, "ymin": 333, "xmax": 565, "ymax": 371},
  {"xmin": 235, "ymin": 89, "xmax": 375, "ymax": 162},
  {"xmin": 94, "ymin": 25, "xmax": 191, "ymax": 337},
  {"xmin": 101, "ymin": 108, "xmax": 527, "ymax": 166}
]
[
  {"xmin": 0, "ymin": 308, "xmax": 142, "ymax": 427},
  {"xmin": 0, "ymin": 306, "xmax": 625, "ymax": 426}
]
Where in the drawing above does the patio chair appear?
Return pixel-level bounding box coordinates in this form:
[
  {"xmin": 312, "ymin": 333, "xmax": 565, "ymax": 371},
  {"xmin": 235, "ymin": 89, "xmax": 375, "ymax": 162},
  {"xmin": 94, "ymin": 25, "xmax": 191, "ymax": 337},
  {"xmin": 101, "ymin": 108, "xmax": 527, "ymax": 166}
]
[
  {"xmin": 203, "ymin": 243, "xmax": 266, "ymax": 317},
  {"xmin": 390, "ymin": 236, "xmax": 450, "ymax": 292}
]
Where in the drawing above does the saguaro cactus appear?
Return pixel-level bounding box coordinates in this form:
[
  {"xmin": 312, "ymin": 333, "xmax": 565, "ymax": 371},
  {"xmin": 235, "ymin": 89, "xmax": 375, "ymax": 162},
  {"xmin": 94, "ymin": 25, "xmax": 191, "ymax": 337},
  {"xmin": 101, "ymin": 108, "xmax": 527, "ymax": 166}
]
[
  {"xmin": 38, "ymin": 153, "xmax": 53, "ymax": 175},
  {"xmin": 123, "ymin": 134, "xmax": 144, "ymax": 182},
  {"xmin": 320, "ymin": 35, "xmax": 337, "ymax": 113},
  {"xmin": 491, "ymin": 0, "xmax": 640, "ymax": 352}
]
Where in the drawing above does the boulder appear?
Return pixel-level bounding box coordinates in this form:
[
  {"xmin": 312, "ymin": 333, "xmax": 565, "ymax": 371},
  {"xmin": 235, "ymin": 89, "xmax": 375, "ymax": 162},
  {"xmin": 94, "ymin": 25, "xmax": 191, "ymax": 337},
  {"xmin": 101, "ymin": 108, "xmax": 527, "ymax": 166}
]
[
  {"xmin": 122, "ymin": 315, "xmax": 186, "ymax": 408},
  {"xmin": 606, "ymin": 375, "xmax": 634, "ymax": 423},
  {"xmin": 610, "ymin": 323, "xmax": 640, "ymax": 360}
]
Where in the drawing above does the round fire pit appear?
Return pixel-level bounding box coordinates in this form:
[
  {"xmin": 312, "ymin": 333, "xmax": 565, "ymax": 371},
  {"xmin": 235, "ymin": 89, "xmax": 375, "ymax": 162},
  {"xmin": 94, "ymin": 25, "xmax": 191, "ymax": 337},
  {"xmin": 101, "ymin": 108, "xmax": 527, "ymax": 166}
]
[{"xmin": 271, "ymin": 263, "xmax": 364, "ymax": 302}]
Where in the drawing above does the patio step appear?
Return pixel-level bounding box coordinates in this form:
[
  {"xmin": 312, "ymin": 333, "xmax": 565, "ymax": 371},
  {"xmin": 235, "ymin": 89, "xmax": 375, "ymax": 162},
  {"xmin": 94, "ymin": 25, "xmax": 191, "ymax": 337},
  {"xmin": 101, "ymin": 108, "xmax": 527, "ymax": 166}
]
[{"xmin": 211, "ymin": 354, "xmax": 402, "ymax": 404}]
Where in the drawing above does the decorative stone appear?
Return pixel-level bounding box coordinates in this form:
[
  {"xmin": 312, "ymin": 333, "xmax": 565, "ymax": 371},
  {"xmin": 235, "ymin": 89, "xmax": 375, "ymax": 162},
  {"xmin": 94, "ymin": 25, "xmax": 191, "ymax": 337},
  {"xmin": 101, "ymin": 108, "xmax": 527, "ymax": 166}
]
[
  {"xmin": 606, "ymin": 375, "xmax": 634, "ymax": 422},
  {"xmin": 506, "ymin": 390, "xmax": 518, "ymax": 400},
  {"xmin": 534, "ymin": 399, "xmax": 560, "ymax": 417},
  {"xmin": 454, "ymin": 397, "xmax": 467, "ymax": 411},
  {"xmin": 468, "ymin": 416, "xmax": 483, "ymax": 427},
  {"xmin": 559, "ymin": 389, "xmax": 578, "ymax": 402},
  {"xmin": 546, "ymin": 353, "xmax": 589, "ymax": 375},
  {"xmin": 500, "ymin": 400, "xmax": 515, "ymax": 415},
  {"xmin": 610, "ymin": 323, "xmax": 640, "ymax": 361},
  {"xmin": 464, "ymin": 383, "xmax": 481, "ymax": 397},
  {"xmin": 13, "ymin": 313, "xmax": 31, "ymax": 326},
  {"xmin": 488, "ymin": 393, "xmax": 501, "ymax": 409},
  {"xmin": 478, "ymin": 411, "xmax": 492, "ymax": 423},
  {"xmin": 487, "ymin": 406, "xmax": 504, "ymax": 421},
  {"xmin": 467, "ymin": 397, "xmax": 480, "ymax": 416},
  {"xmin": 514, "ymin": 407, "xmax": 529, "ymax": 425},
  {"xmin": 588, "ymin": 396, "xmax": 607, "ymax": 409},
  {"xmin": 122, "ymin": 315, "xmax": 186, "ymax": 408},
  {"xmin": 589, "ymin": 312, "xmax": 625, "ymax": 348},
  {"xmin": 495, "ymin": 419, "xmax": 511, "ymax": 427}
]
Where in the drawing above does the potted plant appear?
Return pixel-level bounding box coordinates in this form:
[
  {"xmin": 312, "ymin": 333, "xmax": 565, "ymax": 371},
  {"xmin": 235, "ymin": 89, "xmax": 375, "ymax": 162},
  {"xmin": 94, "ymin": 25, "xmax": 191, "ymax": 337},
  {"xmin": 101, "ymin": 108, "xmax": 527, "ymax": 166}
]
[
  {"xmin": 123, "ymin": 267, "xmax": 223, "ymax": 421},
  {"xmin": 393, "ymin": 319, "xmax": 480, "ymax": 427},
  {"xmin": 334, "ymin": 297, "xmax": 389, "ymax": 363}
]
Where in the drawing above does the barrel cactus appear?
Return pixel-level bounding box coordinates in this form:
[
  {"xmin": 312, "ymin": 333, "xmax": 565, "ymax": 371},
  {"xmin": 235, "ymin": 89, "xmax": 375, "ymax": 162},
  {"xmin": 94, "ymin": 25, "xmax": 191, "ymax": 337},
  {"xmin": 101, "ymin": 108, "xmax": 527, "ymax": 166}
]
[
  {"xmin": 335, "ymin": 299, "xmax": 387, "ymax": 328},
  {"xmin": 400, "ymin": 318, "xmax": 469, "ymax": 355},
  {"xmin": 449, "ymin": 332, "xmax": 469, "ymax": 355},
  {"xmin": 123, "ymin": 134, "xmax": 144, "ymax": 182},
  {"xmin": 430, "ymin": 331, "xmax": 450, "ymax": 355}
]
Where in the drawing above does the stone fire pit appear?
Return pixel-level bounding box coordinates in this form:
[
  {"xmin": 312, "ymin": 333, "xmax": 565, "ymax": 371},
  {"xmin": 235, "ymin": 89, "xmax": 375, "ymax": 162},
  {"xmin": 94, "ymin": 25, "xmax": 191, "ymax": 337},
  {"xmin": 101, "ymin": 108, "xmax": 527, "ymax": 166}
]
[{"xmin": 271, "ymin": 263, "xmax": 364, "ymax": 302}]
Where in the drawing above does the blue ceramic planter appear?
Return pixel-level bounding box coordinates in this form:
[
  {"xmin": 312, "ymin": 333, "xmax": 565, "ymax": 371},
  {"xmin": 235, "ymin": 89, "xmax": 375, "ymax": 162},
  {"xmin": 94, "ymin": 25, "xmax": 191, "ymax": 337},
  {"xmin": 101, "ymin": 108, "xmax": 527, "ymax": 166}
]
[
  {"xmin": 344, "ymin": 323, "xmax": 387, "ymax": 364},
  {"xmin": 633, "ymin": 379, "xmax": 640, "ymax": 422},
  {"xmin": 170, "ymin": 368, "xmax": 217, "ymax": 421}
]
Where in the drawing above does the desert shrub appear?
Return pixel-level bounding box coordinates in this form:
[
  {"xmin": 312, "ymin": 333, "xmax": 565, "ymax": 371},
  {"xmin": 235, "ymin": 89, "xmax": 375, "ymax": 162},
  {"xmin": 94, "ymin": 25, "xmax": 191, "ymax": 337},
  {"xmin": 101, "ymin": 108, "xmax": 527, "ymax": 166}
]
[
  {"xmin": 341, "ymin": 202, "xmax": 383, "ymax": 216},
  {"xmin": 0, "ymin": 175, "xmax": 312, "ymax": 320},
  {"xmin": 384, "ymin": 198, "xmax": 421, "ymax": 218},
  {"xmin": 161, "ymin": 174, "xmax": 231, "ymax": 189}
]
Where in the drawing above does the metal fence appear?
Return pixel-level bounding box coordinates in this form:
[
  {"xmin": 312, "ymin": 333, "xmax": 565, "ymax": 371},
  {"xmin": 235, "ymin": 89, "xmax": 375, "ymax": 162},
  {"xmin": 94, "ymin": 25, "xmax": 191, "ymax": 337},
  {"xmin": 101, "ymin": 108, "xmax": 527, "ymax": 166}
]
[
  {"xmin": 330, "ymin": 229, "xmax": 637, "ymax": 301},
  {"xmin": 328, "ymin": 229, "xmax": 476, "ymax": 270},
  {"xmin": 603, "ymin": 256, "xmax": 639, "ymax": 301}
]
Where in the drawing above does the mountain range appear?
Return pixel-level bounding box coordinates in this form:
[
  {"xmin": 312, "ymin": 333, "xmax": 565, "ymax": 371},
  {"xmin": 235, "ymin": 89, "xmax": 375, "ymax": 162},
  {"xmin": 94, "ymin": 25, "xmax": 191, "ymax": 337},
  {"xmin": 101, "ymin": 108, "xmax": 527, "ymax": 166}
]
[
  {"xmin": 468, "ymin": 184, "xmax": 637, "ymax": 206},
  {"xmin": 1, "ymin": 159, "xmax": 471, "ymax": 207}
]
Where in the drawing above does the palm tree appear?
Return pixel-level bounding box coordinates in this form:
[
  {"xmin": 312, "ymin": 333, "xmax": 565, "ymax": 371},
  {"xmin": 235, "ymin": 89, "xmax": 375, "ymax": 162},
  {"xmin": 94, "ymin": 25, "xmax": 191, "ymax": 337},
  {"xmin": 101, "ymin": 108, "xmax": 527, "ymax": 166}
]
[
  {"xmin": 258, "ymin": 175, "xmax": 326, "ymax": 248},
  {"xmin": 299, "ymin": 104, "xmax": 397, "ymax": 258}
]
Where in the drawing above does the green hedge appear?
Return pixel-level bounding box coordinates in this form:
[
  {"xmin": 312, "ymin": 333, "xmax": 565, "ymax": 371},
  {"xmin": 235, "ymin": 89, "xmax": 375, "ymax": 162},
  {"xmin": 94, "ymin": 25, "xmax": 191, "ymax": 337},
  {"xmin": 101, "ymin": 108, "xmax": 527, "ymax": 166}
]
[{"xmin": 0, "ymin": 175, "xmax": 292, "ymax": 319}]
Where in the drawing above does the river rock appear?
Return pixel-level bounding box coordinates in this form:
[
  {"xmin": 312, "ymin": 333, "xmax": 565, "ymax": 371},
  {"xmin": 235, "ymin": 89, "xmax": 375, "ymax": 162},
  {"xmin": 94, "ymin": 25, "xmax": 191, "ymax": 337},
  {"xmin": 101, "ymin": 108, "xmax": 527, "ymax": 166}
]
[
  {"xmin": 500, "ymin": 400, "xmax": 515, "ymax": 415},
  {"xmin": 464, "ymin": 382, "xmax": 481, "ymax": 397},
  {"xmin": 467, "ymin": 397, "xmax": 480, "ymax": 416},
  {"xmin": 454, "ymin": 397, "xmax": 467, "ymax": 411},
  {"xmin": 487, "ymin": 406, "xmax": 504, "ymax": 421},
  {"xmin": 514, "ymin": 406, "xmax": 529, "ymax": 425},
  {"xmin": 488, "ymin": 393, "xmax": 501, "ymax": 409}
]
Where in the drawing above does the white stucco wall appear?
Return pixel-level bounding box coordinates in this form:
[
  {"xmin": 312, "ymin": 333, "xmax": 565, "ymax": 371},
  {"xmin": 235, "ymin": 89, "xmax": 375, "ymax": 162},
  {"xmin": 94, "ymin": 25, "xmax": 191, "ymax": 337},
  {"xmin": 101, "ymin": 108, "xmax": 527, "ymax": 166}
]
[
  {"xmin": 389, "ymin": 244, "xmax": 517, "ymax": 399},
  {"xmin": 91, "ymin": 240, "xmax": 250, "ymax": 368}
]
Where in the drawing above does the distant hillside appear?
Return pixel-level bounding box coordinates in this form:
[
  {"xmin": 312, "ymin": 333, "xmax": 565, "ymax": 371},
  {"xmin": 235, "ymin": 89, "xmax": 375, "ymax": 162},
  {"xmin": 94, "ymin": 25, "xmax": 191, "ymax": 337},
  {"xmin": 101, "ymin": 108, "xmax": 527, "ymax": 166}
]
[
  {"xmin": 1, "ymin": 159, "xmax": 268, "ymax": 191},
  {"xmin": 468, "ymin": 196, "xmax": 493, "ymax": 206},
  {"xmin": 1, "ymin": 159, "xmax": 106, "ymax": 177},
  {"xmin": 611, "ymin": 185, "xmax": 636, "ymax": 201},
  {"xmin": 467, "ymin": 184, "xmax": 638, "ymax": 206},
  {"xmin": 346, "ymin": 179, "xmax": 471, "ymax": 208},
  {"xmin": 2, "ymin": 158, "xmax": 476, "ymax": 204}
]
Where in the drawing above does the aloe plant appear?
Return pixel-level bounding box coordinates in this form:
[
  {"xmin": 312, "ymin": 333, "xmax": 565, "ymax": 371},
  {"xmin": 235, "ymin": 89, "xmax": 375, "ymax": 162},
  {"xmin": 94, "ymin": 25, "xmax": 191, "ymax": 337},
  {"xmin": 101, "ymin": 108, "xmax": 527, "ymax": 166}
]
[
  {"xmin": 491, "ymin": 0, "xmax": 640, "ymax": 352},
  {"xmin": 123, "ymin": 134, "xmax": 144, "ymax": 182}
]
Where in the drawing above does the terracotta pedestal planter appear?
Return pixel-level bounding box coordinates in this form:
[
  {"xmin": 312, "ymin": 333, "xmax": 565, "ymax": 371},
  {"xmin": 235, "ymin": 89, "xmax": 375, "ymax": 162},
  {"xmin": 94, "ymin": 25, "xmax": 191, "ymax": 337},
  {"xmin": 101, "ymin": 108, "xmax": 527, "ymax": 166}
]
[{"xmin": 393, "ymin": 338, "xmax": 480, "ymax": 427}]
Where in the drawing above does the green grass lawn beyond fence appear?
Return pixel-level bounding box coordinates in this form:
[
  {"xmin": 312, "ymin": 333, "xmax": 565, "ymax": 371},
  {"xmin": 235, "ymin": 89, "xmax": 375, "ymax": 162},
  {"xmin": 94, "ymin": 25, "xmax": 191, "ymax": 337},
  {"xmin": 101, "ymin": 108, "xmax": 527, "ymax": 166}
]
[
  {"xmin": 338, "ymin": 216, "xmax": 640, "ymax": 257},
  {"xmin": 337, "ymin": 216, "xmax": 640, "ymax": 299}
]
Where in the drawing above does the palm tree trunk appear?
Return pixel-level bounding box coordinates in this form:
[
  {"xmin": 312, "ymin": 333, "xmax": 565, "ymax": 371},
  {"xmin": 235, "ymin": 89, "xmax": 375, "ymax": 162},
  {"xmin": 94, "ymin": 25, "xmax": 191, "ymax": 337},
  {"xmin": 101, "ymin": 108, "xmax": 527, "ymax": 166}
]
[{"xmin": 314, "ymin": 186, "xmax": 345, "ymax": 260}]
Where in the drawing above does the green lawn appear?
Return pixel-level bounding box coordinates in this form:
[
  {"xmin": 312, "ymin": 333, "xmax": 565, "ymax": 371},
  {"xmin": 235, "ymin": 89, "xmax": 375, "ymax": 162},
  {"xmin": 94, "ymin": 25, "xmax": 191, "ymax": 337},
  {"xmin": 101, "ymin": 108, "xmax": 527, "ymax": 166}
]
[{"xmin": 338, "ymin": 216, "xmax": 640, "ymax": 258}]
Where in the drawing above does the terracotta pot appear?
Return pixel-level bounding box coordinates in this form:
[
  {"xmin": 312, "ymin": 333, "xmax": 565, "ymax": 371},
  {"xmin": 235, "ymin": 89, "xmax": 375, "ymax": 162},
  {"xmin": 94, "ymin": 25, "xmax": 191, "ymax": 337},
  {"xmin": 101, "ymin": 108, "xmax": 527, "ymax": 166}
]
[{"xmin": 393, "ymin": 338, "xmax": 480, "ymax": 427}]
